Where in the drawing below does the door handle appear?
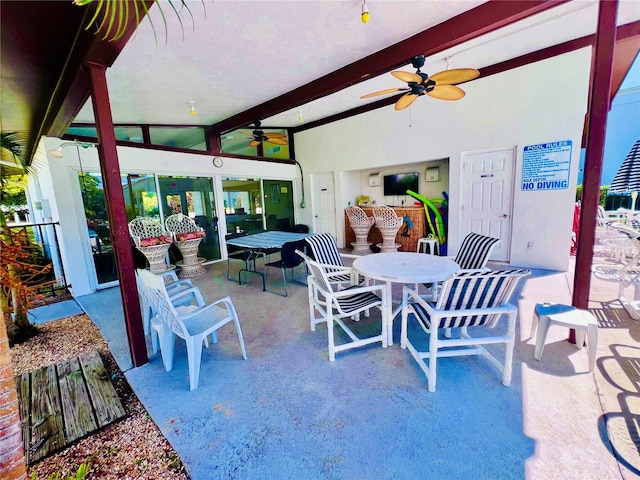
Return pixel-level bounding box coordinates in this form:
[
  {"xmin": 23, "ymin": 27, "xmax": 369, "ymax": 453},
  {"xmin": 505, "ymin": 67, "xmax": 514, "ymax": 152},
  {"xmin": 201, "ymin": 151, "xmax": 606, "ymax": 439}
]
[{"xmin": 500, "ymin": 214, "xmax": 509, "ymax": 218}]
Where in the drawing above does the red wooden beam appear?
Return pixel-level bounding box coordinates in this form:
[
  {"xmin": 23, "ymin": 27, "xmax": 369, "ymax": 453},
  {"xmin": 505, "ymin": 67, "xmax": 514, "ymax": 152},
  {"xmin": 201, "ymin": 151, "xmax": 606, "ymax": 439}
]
[
  {"xmin": 573, "ymin": 0, "xmax": 619, "ymax": 311},
  {"xmin": 87, "ymin": 62, "xmax": 148, "ymax": 368},
  {"xmin": 213, "ymin": 0, "xmax": 569, "ymax": 134}
]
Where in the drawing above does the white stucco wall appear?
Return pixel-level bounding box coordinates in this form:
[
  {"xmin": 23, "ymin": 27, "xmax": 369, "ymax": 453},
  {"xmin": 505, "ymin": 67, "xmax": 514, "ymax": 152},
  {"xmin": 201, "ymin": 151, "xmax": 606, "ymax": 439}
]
[
  {"xmin": 30, "ymin": 142, "xmax": 298, "ymax": 295},
  {"xmin": 293, "ymin": 48, "xmax": 592, "ymax": 271}
]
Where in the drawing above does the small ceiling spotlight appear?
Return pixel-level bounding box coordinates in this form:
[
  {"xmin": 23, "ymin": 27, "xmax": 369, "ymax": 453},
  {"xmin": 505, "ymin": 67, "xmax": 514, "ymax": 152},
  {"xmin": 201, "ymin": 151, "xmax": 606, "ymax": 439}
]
[
  {"xmin": 298, "ymin": 109, "xmax": 303, "ymax": 122},
  {"xmin": 189, "ymin": 100, "xmax": 196, "ymax": 116},
  {"xmin": 361, "ymin": 0, "xmax": 370, "ymax": 24}
]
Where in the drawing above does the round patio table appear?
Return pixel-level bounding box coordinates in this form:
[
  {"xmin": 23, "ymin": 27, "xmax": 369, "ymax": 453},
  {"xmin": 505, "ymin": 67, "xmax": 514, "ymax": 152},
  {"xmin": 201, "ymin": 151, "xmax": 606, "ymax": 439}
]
[{"xmin": 352, "ymin": 252, "xmax": 459, "ymax": 346}]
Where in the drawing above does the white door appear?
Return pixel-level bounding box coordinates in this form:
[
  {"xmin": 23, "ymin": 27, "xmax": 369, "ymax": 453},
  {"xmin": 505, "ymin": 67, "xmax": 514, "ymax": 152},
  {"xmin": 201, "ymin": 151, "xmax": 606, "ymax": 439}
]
[
  {"xmin": 460, "ymin": 148, "xmax": 515, "ymax": 262},
  {"xmin": 311, "ymin": 173, "xmax": 336, "ymax": 236}
]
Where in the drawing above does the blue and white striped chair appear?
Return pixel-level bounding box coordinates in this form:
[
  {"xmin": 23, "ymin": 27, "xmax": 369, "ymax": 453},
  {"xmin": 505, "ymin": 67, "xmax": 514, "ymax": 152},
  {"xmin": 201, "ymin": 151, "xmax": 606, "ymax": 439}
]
[
  {"xmin": 401, "ymin": 269, "xmax": 530, "ymax": 392},
  {"xmin": 304, "ymin": 233, "xmax": 359, "ymax": 287},
  {"xmin": 452, "ymin": 232, "xmax": 501, "ymax": 271},
  {"xmin": 297, "ymin": 250, "xmax": 388, "ymax": 361},
  {"xmin": 423, "ymin": 232, "xmax": 501, "ymax": 302}
]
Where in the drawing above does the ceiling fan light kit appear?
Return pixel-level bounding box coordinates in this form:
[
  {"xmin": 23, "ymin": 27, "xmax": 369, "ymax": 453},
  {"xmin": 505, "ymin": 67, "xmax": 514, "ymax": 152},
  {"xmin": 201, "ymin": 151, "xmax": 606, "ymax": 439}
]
[{"xmin": 361, "ymin": 55, "xmax": 479, "ymax": 110}]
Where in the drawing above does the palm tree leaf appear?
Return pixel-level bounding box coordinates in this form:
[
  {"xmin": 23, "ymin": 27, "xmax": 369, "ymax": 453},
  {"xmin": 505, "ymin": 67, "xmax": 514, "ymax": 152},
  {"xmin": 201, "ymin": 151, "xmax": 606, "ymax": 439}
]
[{"xmin": 166, "ymin": 0, "xmax": 185, "ymax": 41}]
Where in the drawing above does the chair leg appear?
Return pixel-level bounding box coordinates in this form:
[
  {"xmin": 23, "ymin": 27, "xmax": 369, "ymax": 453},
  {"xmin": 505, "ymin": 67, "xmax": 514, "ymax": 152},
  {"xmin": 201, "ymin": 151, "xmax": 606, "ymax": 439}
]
[
  {"xmin": 530, "ymin": 310, "xmax": 539, "ymax": 339},
  {"xmin": 151, "ymin": 327, "xmax": 159, "ymax": 354},
  {"xmin": 327, "ymin": 311, "xmax": 336, "ymax": 362},
  {"xmin": 282, "ymin": 267, "xmax": 288, "ymax": 297},
  {"xmin": 427, "ymin": 328, "xmax": 438, "ymax": 392},
  {"xmin": 308, "ymin": 284, "xmax": 316, "ymax": 331},
  {"xmin": 185, "ymin": 337, "xmax": 203, "ymax": 391},
  {"xmin": 502, "ymin": 312, "xmax": 516, "ymax": 387},
  {"xmin": 534, "ymin": 315, "xmax": 551, "ymax": 360},
  {"xmin": 142, "ymin": 304, "xmax": 152, "ymax": 336},
  {"xmin": 232, "ymin": 315, "xmax": 248, "ymax": 360},
  {"xmin": 586, "ymin": 324, "xmax": 598, "ymax": 372},
  {"xmin": 158, "ymin": 325, "xmax": 175, "ymax": 372}
]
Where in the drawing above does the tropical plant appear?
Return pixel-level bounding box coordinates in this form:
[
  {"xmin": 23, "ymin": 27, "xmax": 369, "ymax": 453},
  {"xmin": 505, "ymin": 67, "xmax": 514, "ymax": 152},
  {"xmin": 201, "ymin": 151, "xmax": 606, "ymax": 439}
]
[
  {"xmin": 0, "ymin": 131, "xmax": 27, "ymax": 480},
  {"xmin": 575, "ymin": 184, "xmax": 609, "ymax": 206},
  {"xmin": 74, "ymin": 0, "xmax": 204, "ymax": 44}
]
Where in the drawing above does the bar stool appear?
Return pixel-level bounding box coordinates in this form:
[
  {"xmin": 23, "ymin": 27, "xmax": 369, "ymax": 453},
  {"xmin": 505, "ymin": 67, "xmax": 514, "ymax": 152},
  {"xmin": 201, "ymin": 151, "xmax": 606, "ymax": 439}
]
[
  {"xmin": 417, "ymin": 237, "xmax": 439, "ymax": 255},
  {"xmin": 531, "ymin": 303, "xmax": 598, "ymax": 372}
]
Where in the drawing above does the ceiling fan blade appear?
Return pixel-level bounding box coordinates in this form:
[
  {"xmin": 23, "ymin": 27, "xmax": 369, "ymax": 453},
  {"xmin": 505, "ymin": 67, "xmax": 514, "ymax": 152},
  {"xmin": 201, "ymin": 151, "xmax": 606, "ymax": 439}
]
[
  {"xmin": 249, "ymin": 140, "xmax": 262, "ymax": 147},
  {"xmin": 426, "ymin": 85, "xmax": 466, "ymax": 100},
  {"xmin": 391, "ymin": 71, "xmax": 423, "ymax": 83},
  {"xmin": 429, "ymin": 68, "xmax": 480, "ymax": 85},
  {"xmin": 395, "ymin": 93, "xmax": 419, "ymax": 110},
  {"xmin": 264, "ymin": 132, "xmax": 287, "ymax": 138},
  {"xmin": 361, "ymin": 87, "xmax": 408, "ymax": 99},
  {"xmin": 265, "ymin": 137, "xmax": 288, "ymax": 146}
]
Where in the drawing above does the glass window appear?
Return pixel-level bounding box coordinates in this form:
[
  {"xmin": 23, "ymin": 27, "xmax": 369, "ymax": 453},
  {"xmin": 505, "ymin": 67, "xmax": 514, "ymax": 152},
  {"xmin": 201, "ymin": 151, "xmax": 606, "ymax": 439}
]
[
  {"xmin": 221, "ymin": 127, "xmax": 290, "ymax": 159},
  {"xmin": 158, "ymin": 176, "xmax": 221, "ymax": 262},
  {"xmin": 67, "ymin": 126, "xmax": 97, "ymax": 138},
  {"xmin": 115, "ymin": 127, "xmax": 143, "ymax": 143},
  {"xmin": 222, "ymin": 179, "xmax": 264, "ymax": 235},
  {"xmin": 263, "ymin": 180, "xmax": 294, "ymax": 231},
  {"xmin": 149, "ymin": 127, "xmax": 206, "ymax": 150}
]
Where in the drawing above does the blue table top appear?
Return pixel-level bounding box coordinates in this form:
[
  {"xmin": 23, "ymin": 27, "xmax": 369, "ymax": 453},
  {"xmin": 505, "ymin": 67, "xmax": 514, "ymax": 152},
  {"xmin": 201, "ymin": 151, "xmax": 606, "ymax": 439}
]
[{"xmin": 226, "ymin": 231, "xmax": 313, "ymax": 249}]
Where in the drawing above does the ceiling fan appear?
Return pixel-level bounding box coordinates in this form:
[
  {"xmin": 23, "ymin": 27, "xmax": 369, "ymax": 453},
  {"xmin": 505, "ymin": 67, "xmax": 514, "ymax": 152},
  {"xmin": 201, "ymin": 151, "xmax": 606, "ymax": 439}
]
[
  {"xmin": 240, "ymin": 120, "xmax": 288, "ymax": 148},
  {"xmin": 361, "ymin": 55, "xmax": 480, "ymax": 110}
]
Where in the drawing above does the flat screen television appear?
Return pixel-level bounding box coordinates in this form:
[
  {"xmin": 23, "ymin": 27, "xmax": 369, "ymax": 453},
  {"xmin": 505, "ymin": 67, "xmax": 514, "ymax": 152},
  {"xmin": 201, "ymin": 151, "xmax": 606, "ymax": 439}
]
[{"xmin": 383, "ymin": 172, "xmax": 419, "ymax": 196}]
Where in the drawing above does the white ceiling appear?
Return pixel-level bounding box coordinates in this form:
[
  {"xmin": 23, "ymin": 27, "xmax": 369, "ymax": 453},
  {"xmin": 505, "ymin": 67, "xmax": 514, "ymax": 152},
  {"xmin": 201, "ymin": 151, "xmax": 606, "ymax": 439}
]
[{"xmin": 74, "ymin": 0, "xmax": 640, "ymax": 131}]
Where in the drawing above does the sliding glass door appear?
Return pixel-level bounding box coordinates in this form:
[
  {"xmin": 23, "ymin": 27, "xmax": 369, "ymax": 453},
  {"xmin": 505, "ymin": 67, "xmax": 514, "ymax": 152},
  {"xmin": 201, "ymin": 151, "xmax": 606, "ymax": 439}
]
[
  {"xmin": 157, "ymin": 176, "xmax": 221, "ymax": 263},
  {"xmin": 79, "ymin": 173, "xmax": 221, "ymax": 287},
  {"xmin": 80, "ymin": 172, "xmax": 159, "ymax": 286}
]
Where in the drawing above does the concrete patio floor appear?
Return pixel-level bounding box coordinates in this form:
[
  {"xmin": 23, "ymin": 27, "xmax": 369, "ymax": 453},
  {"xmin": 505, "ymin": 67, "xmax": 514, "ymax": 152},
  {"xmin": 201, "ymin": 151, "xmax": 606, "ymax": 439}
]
[{"xmin": 65, "ymin": 251, "xmax": 639, "ymax": 480}]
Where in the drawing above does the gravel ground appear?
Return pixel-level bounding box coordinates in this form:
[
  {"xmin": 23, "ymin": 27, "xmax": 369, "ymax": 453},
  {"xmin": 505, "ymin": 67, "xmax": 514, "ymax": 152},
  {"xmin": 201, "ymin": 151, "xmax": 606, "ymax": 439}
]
[{"xmin": 10, "ymin": 314, "xmax": 190, "ymax": 480}]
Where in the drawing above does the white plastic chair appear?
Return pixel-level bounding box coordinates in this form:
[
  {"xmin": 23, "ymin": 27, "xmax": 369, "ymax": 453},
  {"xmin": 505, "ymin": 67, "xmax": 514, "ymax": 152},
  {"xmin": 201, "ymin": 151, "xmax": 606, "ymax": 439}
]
[
  {"xmin": 372, "ymin": 205, "xmax": 403, "ymax": 252},
  {"xmin": 135, "ymin": 269, "xmax": 194, "ymax": 335},
  {"xmin": 345, "ymin": 206, "xmax": 374, "ymax": 255},
  {"xmin": 137, "ymin": 268, "xmax": 248, "ymax": 390},
  {"xmin": 296, "ymin": 250, "xmax": 388, "ymax": 361},
  {"xmin": 401, "ymin": 269, "xmax": 530, "ymax": 391}
]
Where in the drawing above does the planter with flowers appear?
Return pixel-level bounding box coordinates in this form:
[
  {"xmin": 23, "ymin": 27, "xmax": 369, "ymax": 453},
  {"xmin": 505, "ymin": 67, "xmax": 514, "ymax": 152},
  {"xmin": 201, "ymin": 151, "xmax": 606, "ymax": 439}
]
[
  {"xmin": 165, "ymin": 214, "xmax": 207, "ymax": 278},
  {"xmin": 128, "ymin": 217, "xmax": 175, "ymax": 274}
]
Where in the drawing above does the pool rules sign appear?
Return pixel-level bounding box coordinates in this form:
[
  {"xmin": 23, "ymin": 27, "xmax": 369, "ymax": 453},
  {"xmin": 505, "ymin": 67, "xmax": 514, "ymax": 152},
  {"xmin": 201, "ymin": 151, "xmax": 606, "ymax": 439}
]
[{"xmin": 522, "ymin": 140, "xmax": 572, "ymax": 191}]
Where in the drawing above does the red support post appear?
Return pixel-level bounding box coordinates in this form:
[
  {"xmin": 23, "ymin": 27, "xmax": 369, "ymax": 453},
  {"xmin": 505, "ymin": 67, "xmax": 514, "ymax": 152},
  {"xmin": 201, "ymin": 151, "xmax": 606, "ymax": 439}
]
[
  {"xmin": 572, "ymin": 0, "xmax": 619, "ymax": 338},
  {"xmin": 86, "ymin": 62, "xmax": 148, "ymax": 367}
]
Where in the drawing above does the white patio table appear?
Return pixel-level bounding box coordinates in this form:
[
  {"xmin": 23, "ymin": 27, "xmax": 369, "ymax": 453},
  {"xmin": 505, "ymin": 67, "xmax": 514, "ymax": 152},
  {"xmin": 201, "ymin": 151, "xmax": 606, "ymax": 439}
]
[{"xmin": 352, "ymin": 252, "xmax": 459, "ymax": 345}]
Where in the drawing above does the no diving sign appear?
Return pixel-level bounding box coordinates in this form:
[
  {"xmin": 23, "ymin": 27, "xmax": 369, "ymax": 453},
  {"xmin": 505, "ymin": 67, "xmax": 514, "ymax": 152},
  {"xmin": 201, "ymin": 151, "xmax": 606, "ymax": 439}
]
[{"xmin": 522, "ymin": 140, "xmax": 572, "ymax": 191}]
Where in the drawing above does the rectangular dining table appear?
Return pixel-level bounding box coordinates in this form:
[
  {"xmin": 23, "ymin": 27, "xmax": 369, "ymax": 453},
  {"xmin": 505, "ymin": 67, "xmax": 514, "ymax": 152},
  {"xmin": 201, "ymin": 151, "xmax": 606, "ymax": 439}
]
[
  {"xmin": 226, "ymin": 231, "xmax": 313, "ymax": 290},
  {"xmin": 352, "ymin": 252, "xmax": 459, "ymax": 345}
]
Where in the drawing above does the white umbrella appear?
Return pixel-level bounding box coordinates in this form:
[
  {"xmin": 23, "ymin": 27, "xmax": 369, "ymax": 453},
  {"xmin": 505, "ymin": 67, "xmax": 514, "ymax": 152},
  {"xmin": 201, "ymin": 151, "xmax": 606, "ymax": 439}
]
[{"xmin": 609, "ymin": 138, "xmax": 640, "ymax": 210}]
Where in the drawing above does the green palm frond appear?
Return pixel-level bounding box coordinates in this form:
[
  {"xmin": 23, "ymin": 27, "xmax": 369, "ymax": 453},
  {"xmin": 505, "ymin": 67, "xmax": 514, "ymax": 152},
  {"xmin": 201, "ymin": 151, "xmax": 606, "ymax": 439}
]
[
  {"xmin": 1, "ymin": 132, "xmax": 28, "ymax": 179},
  {"xmin": 74, "ymin": 0, "xmax": 204, "ymax": 44}
]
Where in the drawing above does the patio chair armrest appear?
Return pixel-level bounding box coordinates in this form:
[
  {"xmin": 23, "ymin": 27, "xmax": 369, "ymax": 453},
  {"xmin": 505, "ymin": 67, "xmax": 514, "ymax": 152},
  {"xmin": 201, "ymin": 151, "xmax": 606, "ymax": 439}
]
[
  {"xmin": 331, "ymin": 283, "xmax": 385, "ymax": 299},
  {"xmin": 403, "ymin": 285, "xmax": 436, "ymax": 314},
  {"xmin": 169, "ymin": 287, "xmax": 206, "ymax": 307},
  {"xmin": 177, "ymin": 296, "xmax": 237, "ymax": 321},
  {"xmin": 166, "ymin": 279, "xmax": 194, "ymax": 292}
]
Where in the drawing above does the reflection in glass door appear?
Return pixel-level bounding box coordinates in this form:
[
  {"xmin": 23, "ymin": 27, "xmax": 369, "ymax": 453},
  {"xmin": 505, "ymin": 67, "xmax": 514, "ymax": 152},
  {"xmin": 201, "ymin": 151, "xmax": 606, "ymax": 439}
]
[
  {"xmin": 158, "ymin": 176, "xmax": 221, "ymax": 262},
  {"xmin": 80, "ymin": 172, "xmax": 159, "ymax": 286},
  {"xmin": 263, "ymin": 180, "xmax": 294, "ymax": 231}
]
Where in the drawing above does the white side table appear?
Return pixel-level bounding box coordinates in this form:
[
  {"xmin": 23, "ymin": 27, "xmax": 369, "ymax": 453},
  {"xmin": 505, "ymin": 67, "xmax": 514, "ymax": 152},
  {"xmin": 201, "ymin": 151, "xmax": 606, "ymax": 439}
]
[
  {"xmin": 417, "ymin": 237, "xmax": 440, "ymax": 255},
  {"xmin": 531, "ymin": 303, "xmax": 598, "ymax": 372}
]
